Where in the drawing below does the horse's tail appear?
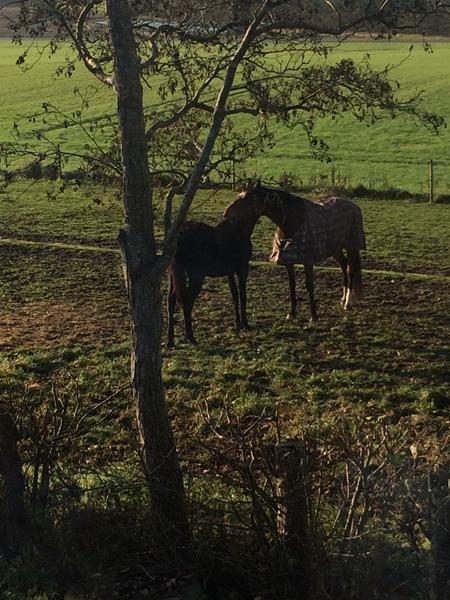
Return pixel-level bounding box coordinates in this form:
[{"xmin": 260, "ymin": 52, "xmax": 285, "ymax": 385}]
[
  {"xmin": 349, "ymin": 249, "xmax": 363, "ymax": 302},
  {"xmin": 347, "ymin": 202, "xmax": 365, "ymax": 304},
  {"xmin": 168, "ymin": 261, "xmax": 187, "ymax": 303}
]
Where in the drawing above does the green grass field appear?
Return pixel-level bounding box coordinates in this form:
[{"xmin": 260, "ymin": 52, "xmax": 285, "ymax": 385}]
[
  {"xmin": 1, "ymin": 181, "xmax": 448, "ymax": 422},
  {"xmin": 2, "ymin": 39, "xmax": 450, "ymax": 192},
  {"xmin": 0, "ymin": 184, "xmax": 448, "ymax": 600},
  {"xmin": 1, "ymin": 35, "xmax": 450, "ymax": 599}
]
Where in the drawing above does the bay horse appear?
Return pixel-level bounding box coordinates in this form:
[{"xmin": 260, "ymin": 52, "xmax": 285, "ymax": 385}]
[
  {"xmin": 223, "ymin": 181, "xmax": 366, "ymax": 321},
  {"xmin": 167, "ymin": 214, "xmax": 258, "ymax": 347}
]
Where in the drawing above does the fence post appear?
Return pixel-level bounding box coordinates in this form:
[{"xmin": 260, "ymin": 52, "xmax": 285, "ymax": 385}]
[
  {"xmin": 56, "ymin": 144, "xmax": 62, "ymax": 179},
  {"xmin": 429, "ymin": 159, "xmax": 434, "ymax": 204},
  {"xmin": 231, "ymin": 152, "xmax": 236, "ymax": 191},
  {"xmin": 275, "ymin": 440, "xmax": 311, "ymax": 596}
]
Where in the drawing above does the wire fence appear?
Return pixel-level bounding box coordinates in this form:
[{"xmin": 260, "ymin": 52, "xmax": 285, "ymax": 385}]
[
  {"xmin": 4, "ymin": 139, "xmax": 450, "ymax": 203},
  {"xmin": 229, "ymin": 155, "xmax": 450, "ymax": 202}
]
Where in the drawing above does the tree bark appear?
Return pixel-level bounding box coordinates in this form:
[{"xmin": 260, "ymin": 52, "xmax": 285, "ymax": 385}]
[
  {"xmin": 0, "ymin": 407, "xmax": 27, "ymax": 558},
  {"xmin": 105, "ymin": 0, "xmax": 189, "ymax": 550}
]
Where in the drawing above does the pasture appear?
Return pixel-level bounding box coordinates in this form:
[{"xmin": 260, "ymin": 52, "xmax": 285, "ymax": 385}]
[
  {"xmin": 1, "ymin": 33, "xmax": 450, "ymax": 599},
  {"xmin": 1, "ymin": 180, "xmax": 448, "ymax": 442},
  {"xmin": 2, "ymin": 39, "xmax": 450, "ymax": 192},
  {"xmin": 1, "ymin": 180, "xmax": 449, "ymax": 597},
  {"xmin": 0, "ymin": 183, "xmax": 450, "ymax": 428}
]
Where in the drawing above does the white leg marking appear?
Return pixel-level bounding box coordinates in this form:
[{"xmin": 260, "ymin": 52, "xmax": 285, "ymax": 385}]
[{"xmin": 344, "ymin": 288, "xmax": 354, "ymax": 310}]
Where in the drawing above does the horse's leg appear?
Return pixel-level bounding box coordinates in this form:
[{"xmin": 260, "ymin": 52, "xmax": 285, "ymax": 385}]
[
  {"xmin": 237, "ymin": 264, "xmax": 250, "ymax": 329},
  {"xmin": 304, "ymin": 264, "xmax": 318, "ymax": 321},
  {"xmin": 285, "ymin": 264, "xmax": 297, "ymax": 320},
  {"xmin": 167, "ymin": 272, "xmax": 177, "ymax": 348},
  {"xmin": 333, "ymin": 250, "xmax": 349, "ymax": 306},
  {"xmin": 183, "ymin": 276, "xmax": 203, "ymax": 345},
  {"xmin": 345, "ymin": 249, "xmax": 363, "ymax": 310},
  {"xmin": 228, "ymin": 274, "xmax": 242, "ymax": 329}
]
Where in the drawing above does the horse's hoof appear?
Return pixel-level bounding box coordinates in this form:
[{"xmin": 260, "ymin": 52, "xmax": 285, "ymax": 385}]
[
  {"xmin": 235, "ymin": 324, "xmax": 251, "ymax": 333},
  {"xmin": 286, "ymin": 313, "xmax": 296, "ymax": 321},
  {"xmin": 167, "ymin": 341, "xmax": 175, "ymax": 349},
  {"xmin": 187, "ymin": 336, "xmax": 198, "ymax": 346}
]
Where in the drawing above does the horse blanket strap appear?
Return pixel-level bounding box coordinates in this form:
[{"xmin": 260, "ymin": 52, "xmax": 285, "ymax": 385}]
[{"xmin": 270, "ymin": 196, "xmax": 366, "ymax": 265}]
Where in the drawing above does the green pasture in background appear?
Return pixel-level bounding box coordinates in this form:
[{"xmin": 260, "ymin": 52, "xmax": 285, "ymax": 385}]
[{"xmin": 1, "ymin": 39, "xmax": 450, "ymax": 192}]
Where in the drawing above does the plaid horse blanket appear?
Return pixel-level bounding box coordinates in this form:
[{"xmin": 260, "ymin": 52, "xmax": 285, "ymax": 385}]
[{"xmin": 270, "ymin": 196, "xmax": 366, "ymax": 266}]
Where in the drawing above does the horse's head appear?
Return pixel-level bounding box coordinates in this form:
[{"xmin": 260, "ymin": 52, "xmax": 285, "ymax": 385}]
[{"xmin": 223, "ymin": 179, "xmax": 264, "ymax": 223}]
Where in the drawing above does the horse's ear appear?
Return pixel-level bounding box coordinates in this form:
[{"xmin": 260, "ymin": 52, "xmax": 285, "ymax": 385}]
[{"xmin": 245, "ymin": 178, "xmax": 254, "ymax": 192}]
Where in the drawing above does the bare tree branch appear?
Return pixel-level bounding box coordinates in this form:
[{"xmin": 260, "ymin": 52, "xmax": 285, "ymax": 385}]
[
  {"xmin": 155, "ymin": 0, "xmax": 275, "ymax": 275},
  {"xmin": 42, "ymin": 0, "xmax": 114, "ymax": 86}
]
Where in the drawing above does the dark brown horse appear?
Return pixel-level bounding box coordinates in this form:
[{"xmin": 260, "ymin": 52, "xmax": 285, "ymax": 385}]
[
  {"xmin": 223, "ymin": 181, "xmax": 366, "ymax": 321},
  {"xmin": 167, "ymin": 214, "xmax": 258, "ymax": 347}
]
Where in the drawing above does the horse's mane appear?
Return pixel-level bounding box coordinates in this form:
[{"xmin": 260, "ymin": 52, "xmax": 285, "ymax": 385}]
[
  {"xmin": 178, "ymin": 218, "xmax": 241, "ymax": 248},
  {"xmin": 182, "ymin": 220, "xmax": 214, "ymax": 232},
  {"xmin": 260, "ymin": 186, "xmax": 307, "ymax": 208}
]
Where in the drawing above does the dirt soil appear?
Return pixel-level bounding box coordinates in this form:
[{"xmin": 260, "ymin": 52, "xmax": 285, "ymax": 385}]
[
  {"xmin": 0, "ymin": 300, "xmax": 128, "ymax": 348},
  {"xmin": 0, "ymin": 242, "xmax": 129, "ymax": 349}
]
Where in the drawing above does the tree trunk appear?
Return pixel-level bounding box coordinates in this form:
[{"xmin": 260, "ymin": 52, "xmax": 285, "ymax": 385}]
[
  {"xmin": 0, "ymin": 407, "xmax": 27, "ymax": 558},
  {"xmin": 105, "ymin": 0, "xmax": 189, "ymax": 550}
]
